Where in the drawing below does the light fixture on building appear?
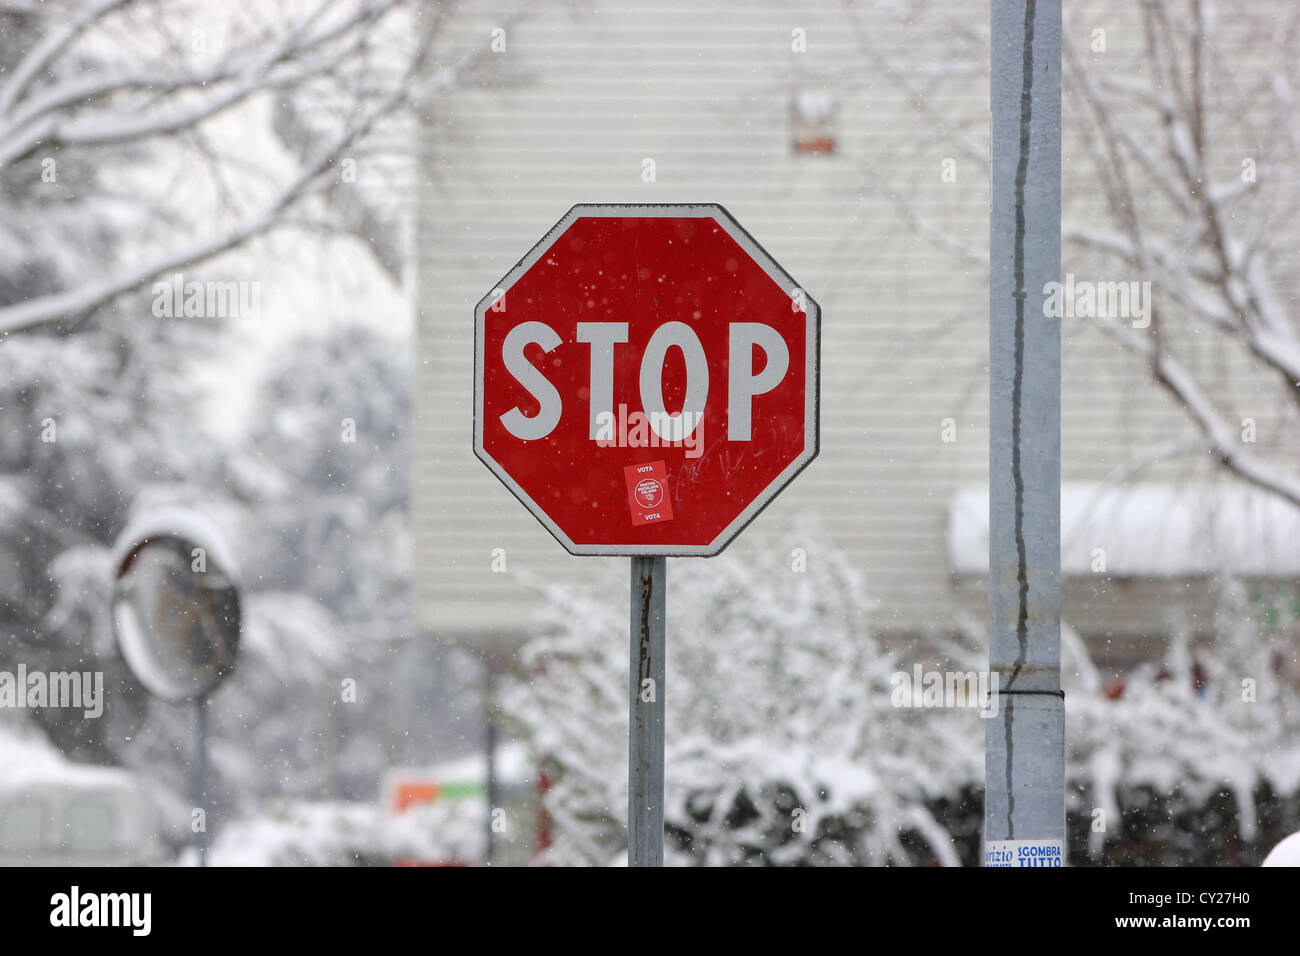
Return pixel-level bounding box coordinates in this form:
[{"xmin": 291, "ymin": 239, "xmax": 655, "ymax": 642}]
[{"xmin": 792, "ymin": 90, "xmax": 837, "ymax": 155}]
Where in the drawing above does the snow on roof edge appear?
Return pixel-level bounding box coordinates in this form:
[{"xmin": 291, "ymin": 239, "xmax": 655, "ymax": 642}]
[{"xmin": 948, "ymin": 482, "xmax": 1300, "ymax": 578}]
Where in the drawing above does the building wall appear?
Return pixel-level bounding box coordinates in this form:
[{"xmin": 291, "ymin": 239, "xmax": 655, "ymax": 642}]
[{"xmin": 412, "ymin": 0, "xmax": 1298, "ymax": 653}]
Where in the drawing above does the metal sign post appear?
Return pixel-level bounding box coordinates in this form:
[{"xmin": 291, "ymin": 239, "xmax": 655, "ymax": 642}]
[
  {"xmin": 195, "ymin": 696, "xmax": 211, "ymax": 866},
  {"xmin": 985, "ymin": 0, "xmax": 1065, "ymax": 866},
  {"xmin": 628, "ymin": 555, "xmax": 666, "ymax": 866}
]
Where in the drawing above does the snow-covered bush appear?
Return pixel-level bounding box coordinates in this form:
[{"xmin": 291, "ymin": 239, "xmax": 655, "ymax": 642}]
[
  {"xmin": 1064, "ymin": 581, "xmax": 1300, "ymax": 865},
  {"xmin": 504, "ymin": 522, "xmax": 1300, "ymax": 866},
  {"xmin": 501, "ymin": 519, "xmax": 986, "ymax": 866},
  {"xmin": 208, "ymin": 798, "xmax": 483, "ymax": 867}
]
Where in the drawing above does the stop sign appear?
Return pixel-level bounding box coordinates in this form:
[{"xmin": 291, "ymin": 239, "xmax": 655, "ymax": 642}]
[{"xmin": 473, "ymin": 203, "xmax": 820, "ymax": 556}]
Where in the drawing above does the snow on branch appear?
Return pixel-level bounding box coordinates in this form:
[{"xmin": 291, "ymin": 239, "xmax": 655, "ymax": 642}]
[
  {"xmin": 0, "ymin": 0, "xmax": 401, "ymax": 167},
  {"xmin": 0, "ymin": 0, "xmax": 446, "ymax": 336},
  {"xmin": 1097, "ymin": 311, "xmax": 1300, "ymax": 511}
]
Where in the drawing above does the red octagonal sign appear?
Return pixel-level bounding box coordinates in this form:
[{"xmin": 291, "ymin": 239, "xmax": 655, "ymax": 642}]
[{"xmin": 474, "ymin": 203, "xmax": 820, "ymax": 556}]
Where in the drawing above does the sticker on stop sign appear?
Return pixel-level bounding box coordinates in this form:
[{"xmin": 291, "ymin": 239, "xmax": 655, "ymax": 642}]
[{"xmin": 624, "ymin": 461, "xmax": 674, "ymax": 526}]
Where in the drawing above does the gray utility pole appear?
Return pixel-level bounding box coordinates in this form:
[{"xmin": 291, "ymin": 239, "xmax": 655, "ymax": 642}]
[
  {"xmin": 628, "ymin": 555, "xmax": 666, "ymax": 866},
  {"xmin": 985, "ymin": 0, "xmax": 1065, "ymax": 865}
]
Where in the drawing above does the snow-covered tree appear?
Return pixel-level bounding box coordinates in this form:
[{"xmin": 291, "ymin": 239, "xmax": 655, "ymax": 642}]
[
  {"xmin": 239, "ymin": 325, "xmax": 411, "ymax": 628},
  {"xmin": 848, "ymin": 0, "xmax": 1300, "ymax": 509},
  {"xmin": 0, "ymin": 0, "xmax": 466, "ymax": 767},
  {"xmin": 1059, "ymin": 1, "xmax": 1300, "ymax": 509},
  {"xmin": 0, "ymin": 0, "xmax": 446, "ymax": 337},
  {"xmin": 830, "ymin": 0, "xmax": 1300, "ymax": 863},
  {"xmin": 228, "ymin": 326, "xmax": 419, "ymax": 802},
  {"xmin": 29, "ymin": 322, "xmax": 440, "ymax": 846}
]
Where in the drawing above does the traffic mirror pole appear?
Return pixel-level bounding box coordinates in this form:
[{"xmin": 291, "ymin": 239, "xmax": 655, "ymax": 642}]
[
  {"xmin": 485, "ymin": 663, "xmax": 499, "ymax": 866},
  {"xmin": 196, "ymin": 696, "xmax": 211, "ymax": 866},
  {"xmin": 628, "ymin": 555, "xmax": 666, "ymax": 866},
  {"xmin": 985, "ymin": 0, "xmax": 1065, "ymax": 866}
]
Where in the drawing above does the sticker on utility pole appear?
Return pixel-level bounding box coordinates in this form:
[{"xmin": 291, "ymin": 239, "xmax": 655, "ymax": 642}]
[
  {"xmin": 625, "ymin": 461, "xmax": 674, "ymax": 526},
  {"xmin": 985, "ymin": 839, "xmax": 1064, "ymax": 868}
]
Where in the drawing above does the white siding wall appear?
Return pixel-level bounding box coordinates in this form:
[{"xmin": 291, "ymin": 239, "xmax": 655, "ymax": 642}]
[{"xmin": 412, "ymin": 0, "xmax": 1299, "ymax": 650}]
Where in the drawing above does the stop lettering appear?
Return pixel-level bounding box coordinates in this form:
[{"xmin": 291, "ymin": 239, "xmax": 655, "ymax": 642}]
[{"xmin": 498, "ymin": 319, "xmax": 790, "ymax": 444}]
